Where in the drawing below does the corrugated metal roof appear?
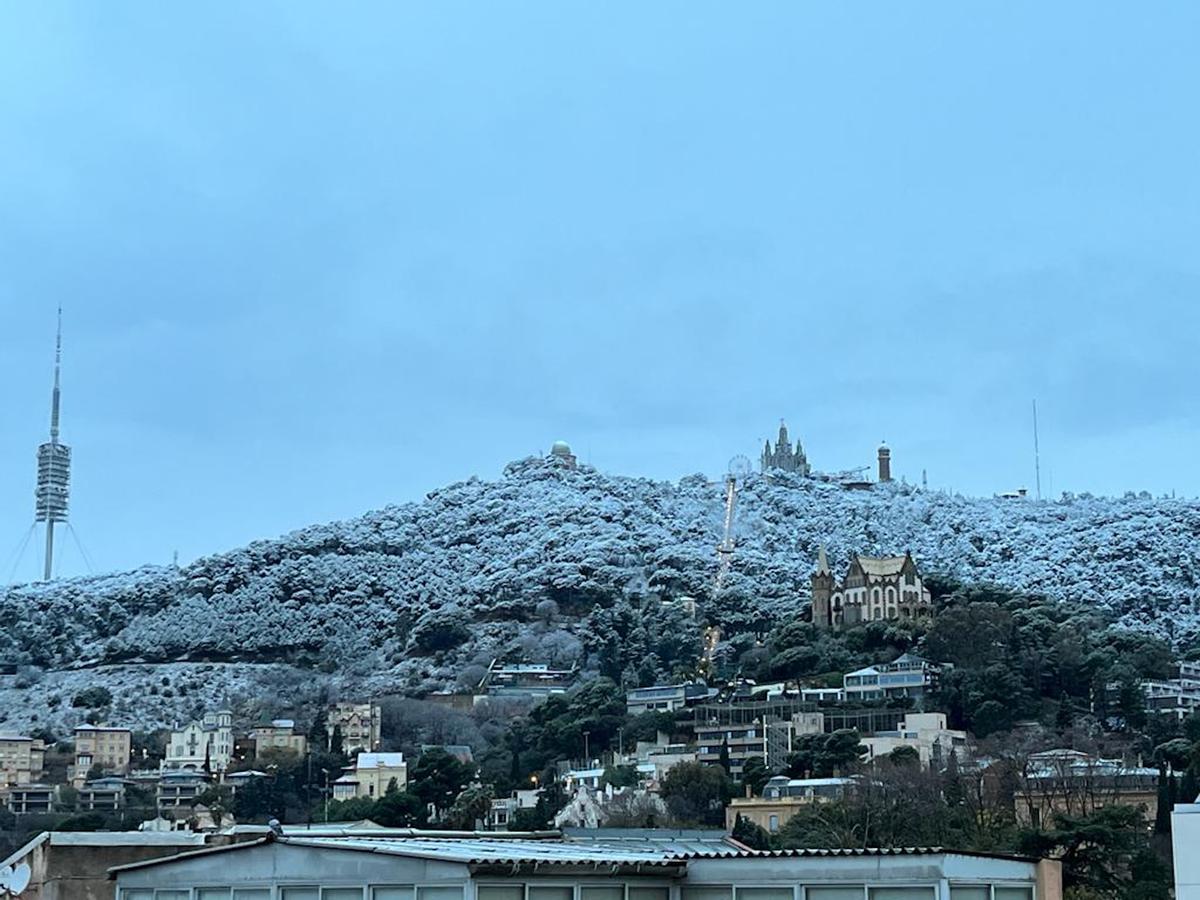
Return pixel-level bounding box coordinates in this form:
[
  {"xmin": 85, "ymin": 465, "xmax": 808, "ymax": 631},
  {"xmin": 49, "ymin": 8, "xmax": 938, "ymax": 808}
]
[{"xmin": 279, "ymin": 837, "xmax": 682, "ymax": 866}]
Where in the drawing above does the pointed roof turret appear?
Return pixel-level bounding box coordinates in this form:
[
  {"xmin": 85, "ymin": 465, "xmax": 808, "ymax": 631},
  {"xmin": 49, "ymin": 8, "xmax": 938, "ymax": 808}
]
[{"xmin": 815, "ymin": 544, "xmax": 831, "ymax": 576}]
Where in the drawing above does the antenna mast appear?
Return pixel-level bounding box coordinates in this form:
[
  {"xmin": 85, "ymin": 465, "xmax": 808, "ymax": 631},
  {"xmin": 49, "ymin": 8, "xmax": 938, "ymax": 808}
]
[
  {"xmin": 35, "ymin": 309, "xmax": 71, "ymax": 581},
  {"xmin": 1032, "ymin": 399, "xmax": 1042, "ymax": 502}
]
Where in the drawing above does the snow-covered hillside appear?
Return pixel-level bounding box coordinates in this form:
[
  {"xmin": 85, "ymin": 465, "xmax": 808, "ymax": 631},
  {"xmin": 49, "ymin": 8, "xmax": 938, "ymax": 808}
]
[{"xmin": 3, "ymin": 456, "xmax": 1198, "ymax": 731}]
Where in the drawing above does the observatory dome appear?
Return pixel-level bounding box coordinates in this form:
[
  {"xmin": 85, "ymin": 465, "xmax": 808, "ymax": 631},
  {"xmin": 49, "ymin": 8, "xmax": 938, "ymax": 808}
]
[{"xmin": 551, "ymin": 440, "xmax": 572, "ymax": 457}]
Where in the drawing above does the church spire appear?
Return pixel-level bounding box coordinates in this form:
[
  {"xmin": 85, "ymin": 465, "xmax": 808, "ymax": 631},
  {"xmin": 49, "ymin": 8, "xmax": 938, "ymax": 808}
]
[{"xmin": 816, "ymin": 544, "xmax": 831, "ymax": 576}]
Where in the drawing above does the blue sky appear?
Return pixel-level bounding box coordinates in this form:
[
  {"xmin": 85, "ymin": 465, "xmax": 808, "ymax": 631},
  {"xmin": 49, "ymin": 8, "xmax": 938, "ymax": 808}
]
[{"xmin": 1, "ymin": 2, "xmax": 1198, "ymax": 580}]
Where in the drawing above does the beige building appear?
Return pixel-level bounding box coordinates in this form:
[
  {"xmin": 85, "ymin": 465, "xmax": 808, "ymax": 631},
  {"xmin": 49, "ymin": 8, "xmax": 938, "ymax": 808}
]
[
  {"xmin": 249, "ymin": 720, "xmax": 307, "ymax": 757},
  {"xmin": 1013, "ymin": 749, "xmax": 1159, "ymax": 829},
  {"xmin": 0, "ymin": 734, "xmax": 46, "ymax": 787},
  {"xmin": 811, "ymin": 548, "xmax": 933, "ymax": 630},
  {"xmin": 71, "ymin": 725, "xmax": 132, "ymax": 785},
  {"xmin": 726, "ymin": 776, "xmax": 852, "ymax": 833},
  {"xmin": 329, "ymin": 701, "xmax": 381, "ymax": 753},
  {"xmin": 860, "ymin": 712, "xmax": 967, "ymax": 768},
  {"xmin": 331, "ymin": 752, "xmax": 407, "ymax": 800}
]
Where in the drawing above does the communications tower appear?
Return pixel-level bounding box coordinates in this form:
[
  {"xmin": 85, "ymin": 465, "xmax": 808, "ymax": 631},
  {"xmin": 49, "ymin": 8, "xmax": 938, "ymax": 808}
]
[{"xmin": 34, "ymin": 309, "xmax": 70, "ymax": 581}]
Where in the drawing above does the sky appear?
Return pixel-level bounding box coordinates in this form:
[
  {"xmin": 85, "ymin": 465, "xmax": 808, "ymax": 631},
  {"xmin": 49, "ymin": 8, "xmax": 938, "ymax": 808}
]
[{"xmin": 1, "ymin": 2, "xmax": 1198, "ymax": 581}]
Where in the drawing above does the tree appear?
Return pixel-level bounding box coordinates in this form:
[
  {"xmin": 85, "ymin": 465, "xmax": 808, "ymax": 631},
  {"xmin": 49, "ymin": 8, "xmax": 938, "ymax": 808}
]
[
  {"xmin": 1017, "ymin": 805, "xmax": 1167, "ymax": 899},
  {"xmin": 410, "ymin": 748, "xmax": 477, "ymax": 820},
  {"xmin": 601, "ymin": 765, "xmax": 640, "ymax": 789},
  {"xmin": 71, "ymin": 687, "xmax": 112, "ymax": 709},
  {"xmin": 785, "ymin": 730, "xmax": 866, "ymax": 778},
  {"xmin": 372, "ymin": 789, "xmax": 425, "ymax": 827},
  {"xmin": 731, "ymin": 814, "xmax": 773, "ymax": 850},
  {"xmin": 659, "ymin": 762, "xmax": 733, "ymax": 826},
  {"xmin": 889, "ymin": 745, "xmax": 920, "ymax": 767},
  {"xmin": 444, "ymin": 785, "xmax": 494, "ymax": 830}
]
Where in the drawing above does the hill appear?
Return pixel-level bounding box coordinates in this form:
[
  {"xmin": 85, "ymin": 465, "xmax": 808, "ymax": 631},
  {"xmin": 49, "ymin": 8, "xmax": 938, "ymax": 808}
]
[{"xmin": 1, "ymin": 455, "xmax": 1197, "ymax": 733}]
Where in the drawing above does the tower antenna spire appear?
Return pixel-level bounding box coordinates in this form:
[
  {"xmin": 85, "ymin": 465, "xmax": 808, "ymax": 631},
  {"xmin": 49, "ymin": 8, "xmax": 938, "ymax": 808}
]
[
  {"xmin": 35, "ymin": 309, "xmax": 71, "ymax": 581},
  {"xmin": 1033, "ymin": 399, "xmax": 1042, "ymax": 502}
]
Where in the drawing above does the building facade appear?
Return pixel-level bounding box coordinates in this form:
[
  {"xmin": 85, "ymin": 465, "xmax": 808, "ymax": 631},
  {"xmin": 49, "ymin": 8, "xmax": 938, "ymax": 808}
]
[
  {"xmin": 72, "ymin": 725, "xmax": 132, "ymax": 785},
  {"xmin": 761, "ymin": 422, "xmax": 811, "ymax": 474},
  {"xmin": 842, "ymin": 654, "xmax": 942, "ymax": 705},
  {"xmin": 626, "ymin": 682, "xmax": 716, "ymax": 715},
  {"xmin": 165, "ymin": 711, "xmax": 234, "ymax": 772},
  {"xmin": 249, "ymin": 720, "xmax": 307, "ymax": 757},
  {"xmin": 726, "ymin": 776, "xmax": 852, "ymax": 832},
  {"xmin": 330, "ymin": 702, "xmax": 382, "ymax": 753},
  {"xmin": 111, "ymin": 833, "xmax": 1062, "ymax": 900},
  {"xmin": 332, "ymin": 752, "xmax": 408, "ymax": 800},
  {"xmin": 859, "ymin": 713, "xmax": 967, "ymax": 768},
  {"xmin": 811, "ymin": 549, "xmax": 934, "ymax": 630},
  {"xmin": 0, "ymin": 734, "xmax": 46, "ymax": 787}
]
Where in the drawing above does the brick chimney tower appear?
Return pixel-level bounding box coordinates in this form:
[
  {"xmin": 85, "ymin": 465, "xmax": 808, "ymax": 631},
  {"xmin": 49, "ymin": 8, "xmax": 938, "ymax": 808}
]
[{"xmin": 878, "ymin": 443, "xmax": 892, "ymax": 482}]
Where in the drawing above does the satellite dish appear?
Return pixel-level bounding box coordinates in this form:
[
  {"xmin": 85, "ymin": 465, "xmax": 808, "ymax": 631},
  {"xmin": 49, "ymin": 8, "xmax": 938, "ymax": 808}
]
[{"xmin": 0, "ymin": 863, "xmax": 31, "ymax": 896}]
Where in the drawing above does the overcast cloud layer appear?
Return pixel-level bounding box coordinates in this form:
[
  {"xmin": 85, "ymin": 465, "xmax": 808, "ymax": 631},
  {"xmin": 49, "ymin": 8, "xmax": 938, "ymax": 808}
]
[{"xmin": 1, "ymin": 2, "xmax": 1197, "ymax": 580}]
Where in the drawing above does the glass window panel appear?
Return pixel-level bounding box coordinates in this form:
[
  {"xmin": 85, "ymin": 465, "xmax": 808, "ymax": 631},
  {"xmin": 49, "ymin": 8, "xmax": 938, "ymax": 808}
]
[
  {"xmin": 479, "ymin": 889, "xmax": 523, "ymax": 900},
  {"xmin": 125, "ymin": 892, "xmax": 154, "ymax": 900},
  {"xmin": 738, "ymin": 890, "xmax": 793, "ymax": 900},
  {"xmin": 528, "ymin": 889, "xmax": 571, "ymax": 900},
  {"xmin": 684, "ymin": 889, "xmax": 733, "ymax": 900},
  {"xmin": 950, "ymin": 889, "xmax": 989, "ymax": 900},
  {"xmin": 234, "ymin": 891, "xmax": 271, "ymax": 900},
  {"xmin": 628, "ymin": 890, "xmax": 668, "ymax": 900},
  {"xmin": 994, "ymin": 890, "xmax": 1032, "ymax": 900},
  {"xmin": 419, "ymin": 888, "xmax": 465, "ymax": 900},
  {"xmin": 198, "ymin": 890, "xmax": 231, "ymax": 900},
  {"xmin": 806, "ymin": 889, "xmax": 865, "ymax": 900},
  {"xmin": 581, "ymin": 888, "xmax": 622, "ymax": 900},
  {"xmin": 869, "ymin": 890, "xmax": 935, "ymax": 900},
  {"xmin": 324, "ymin": 891, "xmax": 364, "ymax": 900},
  {"xmin": 375, "ymin": 889, "xmax": 415, "ymax": 900},
  {"xmin": 283, "ymin": 890, "xmax": 319, "ymax": 900},
  {"xmin": 156, "ymin": 892, "xmax": 189, "ymax": 900}
]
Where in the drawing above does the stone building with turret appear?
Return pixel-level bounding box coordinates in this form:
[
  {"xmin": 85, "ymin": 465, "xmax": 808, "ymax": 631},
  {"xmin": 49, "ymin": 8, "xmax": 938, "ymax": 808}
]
[
  {"xmin": 761, "ymin": 421, "xmax": 811, "ymax": 474},
  {"xmin": 811, "ymin": 547, "xmax": 933, "ymax": 630}
]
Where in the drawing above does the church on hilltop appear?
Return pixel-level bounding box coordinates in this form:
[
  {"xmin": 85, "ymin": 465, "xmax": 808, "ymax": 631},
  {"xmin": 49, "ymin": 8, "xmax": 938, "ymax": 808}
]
[
  {"xmin": 761, "ymin": 421, "xmax": 811, "ymax": 474},
  {"xmin": 810, "ymin": 547, "xmax": 934, "ymax": 630}
]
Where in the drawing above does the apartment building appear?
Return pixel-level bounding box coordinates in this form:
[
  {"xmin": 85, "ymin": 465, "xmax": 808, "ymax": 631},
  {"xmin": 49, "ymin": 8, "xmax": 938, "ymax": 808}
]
[
  {"xmin": 71, "ymin": 725, "xmax": 132, "ymax": 785},
  {"xmin": 78, "ymin": 777, "xmax": 127, "ymax": 811},
  {"xmin": 860, "ymin": 712, "xmax": 968, "ymax": 768},
  {"xmin": 249, "ymin": 719, "xmax": 308, "ymax": 757},
  {"xmin": 7, "ymin": 783, "xmax": 55, "ymax": 814},
  {"xmin": 330, "ymin": 701, "xmax": 382, "ymax": 753},
  {"xmin": 478, "ymin": 662, "xmax": 578, "ymax": 700},
  {"xmin": 626, "ymin": 682, "xmax": 717, "ymax": 715},
  {"xmin": 842, "ymin": 653, "xmax": 942, "ymax": 704},
  {"xmin": 0, "ymin": 734, "xmax": 46, "ymax": 786}
]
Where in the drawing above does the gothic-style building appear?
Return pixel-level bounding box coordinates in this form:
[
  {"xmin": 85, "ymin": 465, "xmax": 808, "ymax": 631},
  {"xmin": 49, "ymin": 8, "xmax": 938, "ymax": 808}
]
[
  {"xmin": 811, "ymin": 547, "xmax": 933, "ymax": 630},
  {"xmin": 761, "ymin": 421, "xmax": 811, "ymax": 474}
]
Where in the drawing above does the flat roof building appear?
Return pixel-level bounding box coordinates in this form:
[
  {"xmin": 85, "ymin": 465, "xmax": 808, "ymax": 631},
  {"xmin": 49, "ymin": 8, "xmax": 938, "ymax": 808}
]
[{"xmin": 110, "ymin": 833, "xmax": 1062, "ymax": 900}]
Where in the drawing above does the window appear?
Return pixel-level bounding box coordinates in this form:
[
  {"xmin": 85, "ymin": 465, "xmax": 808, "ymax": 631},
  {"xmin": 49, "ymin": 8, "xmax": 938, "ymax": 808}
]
[
  {"xmin": 123, "ymin": 892, "xmax": 153, "ymax": 900},
  {"xmin": 282, "ymin": 890, "xmax": 319, "ymax": 900},
  {"xmin": 994, "ymin": 890, "xmax": 1033, "ymax": 900},
  {"xmin": 768, "ymin": 814, "xmax": 779, "ymax": 832},
  {"xmin": 683, "ymin": 888, "xmax": 732, "ymax": 900},
  {"xmin": 528, "ymin": 889, "xmax": 572, "ymax": 900},
  {"xmin": 948, "ymin": 889, "xmax": 989, "ymax": 900},
  {"xmin": 736, "ymin": 889, "xmax": 792, "ymax": 900},
  {"xmin": 627, "ymin": 889, "xmax": 669, "ymax": 900},
  {"xmin": 868, "ymin": 890, "xmax": 935, "ymax": 900},
  {"xmin": 806, "ymin": 889, "xmax": 864, "ymax": 900},
  {"xmin": 478, "ymin": 889, "xmax": 522, "ymax": 900},
  {"xmin": 234, "ymin": 891, "xmax": 271, "ymax": 900},
  {"xmin": 581, "ymin": 888, "xmax": 623, "ymax": 900},
  {"xmin": 419, "ymin": 888, "xmax": 465, "ymax": 900}
]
